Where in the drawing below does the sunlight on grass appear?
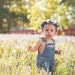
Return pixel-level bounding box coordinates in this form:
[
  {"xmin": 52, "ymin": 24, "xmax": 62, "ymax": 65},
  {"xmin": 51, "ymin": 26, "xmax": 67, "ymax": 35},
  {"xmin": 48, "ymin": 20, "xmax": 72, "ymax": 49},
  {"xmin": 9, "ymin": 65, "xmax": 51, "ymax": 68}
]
[{"xmin": 0, "ymin": 34, "xmax": 75, "ymax": 75}]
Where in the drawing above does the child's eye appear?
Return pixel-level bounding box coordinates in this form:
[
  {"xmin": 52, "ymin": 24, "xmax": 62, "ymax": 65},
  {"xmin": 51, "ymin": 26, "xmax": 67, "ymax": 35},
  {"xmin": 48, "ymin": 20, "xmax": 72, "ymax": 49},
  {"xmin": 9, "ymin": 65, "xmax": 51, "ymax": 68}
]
[
  {"xmin": 45, "ymin": 29, "xmax": 49, "ymax": 31},
  {"xmin": 51, "ymin": 30, "xmax": 53, "ymax": 32}
]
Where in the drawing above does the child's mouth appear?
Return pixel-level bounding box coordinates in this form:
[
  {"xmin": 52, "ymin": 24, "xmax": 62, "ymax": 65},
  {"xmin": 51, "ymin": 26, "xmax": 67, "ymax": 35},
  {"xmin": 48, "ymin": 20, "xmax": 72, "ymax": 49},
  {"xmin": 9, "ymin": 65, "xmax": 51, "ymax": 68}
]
[{"xmin": 48, "ymin": 35, "xmax": 51, "ymax": 36}]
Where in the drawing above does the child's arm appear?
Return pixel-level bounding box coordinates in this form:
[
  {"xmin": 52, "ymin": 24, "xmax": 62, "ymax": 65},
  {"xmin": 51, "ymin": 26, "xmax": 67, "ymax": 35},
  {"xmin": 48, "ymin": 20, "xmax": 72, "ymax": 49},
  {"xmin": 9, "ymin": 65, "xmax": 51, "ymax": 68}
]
[
  {"xmin": 55, "ymin": 50, "xmax": 62, "ymax": 55},
  {"xmin": 28, "ymin": 39, "xmax": 41, "ymax": 52}
]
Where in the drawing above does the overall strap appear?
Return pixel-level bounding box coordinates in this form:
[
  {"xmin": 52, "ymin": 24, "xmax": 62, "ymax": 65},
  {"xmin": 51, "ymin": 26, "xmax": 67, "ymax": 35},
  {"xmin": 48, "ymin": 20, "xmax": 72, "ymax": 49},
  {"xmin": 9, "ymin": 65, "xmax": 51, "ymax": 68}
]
[
  {"xmin": 51, "ymin": 39, "xmax": 55, "ymax": 43},
  {"xmin": 41, "ymin": 37, "xmax": 47, "ymax": 42},
  {"xmin": 41, "ymin": 37, "xmax": 55, "ymax": 43}
]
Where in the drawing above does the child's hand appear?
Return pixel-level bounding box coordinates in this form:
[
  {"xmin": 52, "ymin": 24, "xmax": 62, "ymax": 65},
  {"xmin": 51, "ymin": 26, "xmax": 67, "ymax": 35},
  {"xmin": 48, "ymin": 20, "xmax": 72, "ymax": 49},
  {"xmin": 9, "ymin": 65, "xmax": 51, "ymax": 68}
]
[
  {"xmin": 28, "ymin": 46, "xmax": 32, "ymax": 51},
  {"xmin": 55, "ymin": 50, "xmax": 62, "ymax": 55}
]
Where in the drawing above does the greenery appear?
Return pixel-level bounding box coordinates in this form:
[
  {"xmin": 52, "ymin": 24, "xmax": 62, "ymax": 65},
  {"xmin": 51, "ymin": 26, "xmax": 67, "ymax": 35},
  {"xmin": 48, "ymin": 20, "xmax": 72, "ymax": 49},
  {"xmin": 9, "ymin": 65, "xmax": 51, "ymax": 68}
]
[
  {"xmin": 0, "ymin": 0, "xmax": 75, "ymax": 33},
  {"xmin": 0, "ymin": 34, "xmax": 75, "ymax": 75}
]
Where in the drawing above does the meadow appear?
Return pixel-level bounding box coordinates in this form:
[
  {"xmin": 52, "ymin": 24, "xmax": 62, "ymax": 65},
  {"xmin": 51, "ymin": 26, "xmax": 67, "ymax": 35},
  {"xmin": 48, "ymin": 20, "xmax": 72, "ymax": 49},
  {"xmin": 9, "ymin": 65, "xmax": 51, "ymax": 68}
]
[{"xmin": 0, "ymin": 34, "xmax": 75, "ymax": 75}]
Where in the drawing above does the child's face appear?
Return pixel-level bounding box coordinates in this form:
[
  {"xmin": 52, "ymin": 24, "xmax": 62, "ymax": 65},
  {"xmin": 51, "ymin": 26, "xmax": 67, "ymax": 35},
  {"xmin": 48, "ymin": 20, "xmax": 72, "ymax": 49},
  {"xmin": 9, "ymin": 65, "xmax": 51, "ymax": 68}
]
[{"xmin": 42, "ymin": 24, "xmax": 57, "ymax": 39}]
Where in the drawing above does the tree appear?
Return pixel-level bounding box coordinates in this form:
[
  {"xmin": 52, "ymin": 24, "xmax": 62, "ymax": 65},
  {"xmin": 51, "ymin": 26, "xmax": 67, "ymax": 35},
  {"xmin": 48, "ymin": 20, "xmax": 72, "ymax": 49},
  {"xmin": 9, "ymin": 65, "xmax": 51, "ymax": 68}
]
[
  {"xmin": 0, "ymin": 0, "xmax": 10, "ymax": 33},
  {"xmin": 0, "ymin": 0, "xmax": 29, "ymax": 33},
  {"xmin": 62, "ymin": 0, "xmax": 75, "ymax": 28},
  {"xmin": 27, "ymin": 0, "xmax": 72, "ymax": 30}
]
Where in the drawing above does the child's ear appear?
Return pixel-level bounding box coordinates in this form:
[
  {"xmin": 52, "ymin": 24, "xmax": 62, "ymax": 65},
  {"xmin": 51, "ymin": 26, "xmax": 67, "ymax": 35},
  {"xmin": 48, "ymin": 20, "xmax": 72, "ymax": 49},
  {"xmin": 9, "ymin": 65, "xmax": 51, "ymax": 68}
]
[
  {"xmin": 42, "ymin": 29, "xmax": 44, "ymax": 33},
  {"xmin": 41, "ymin": 29, "xmax": 44, "ymax": 35},
  {"xmin": 55, "ymin": 32, "xmax": 58, "ymax": 36}
]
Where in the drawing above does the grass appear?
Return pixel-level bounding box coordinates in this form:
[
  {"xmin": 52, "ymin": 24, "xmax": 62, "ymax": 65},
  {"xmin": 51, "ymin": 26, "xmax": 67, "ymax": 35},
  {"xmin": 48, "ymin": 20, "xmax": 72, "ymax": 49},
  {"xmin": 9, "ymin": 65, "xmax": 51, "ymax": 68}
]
[{"xmin": 0, "ymin": 34, "xmax": 75, "ymax": 75}]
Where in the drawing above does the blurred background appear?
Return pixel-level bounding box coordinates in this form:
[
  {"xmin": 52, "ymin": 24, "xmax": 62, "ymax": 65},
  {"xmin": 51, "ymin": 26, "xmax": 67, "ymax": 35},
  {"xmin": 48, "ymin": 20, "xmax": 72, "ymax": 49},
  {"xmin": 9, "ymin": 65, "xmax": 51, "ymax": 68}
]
[
  {"xmin": 0, "ymin": 1, "xmax": 75, "ymax": 75},
  {"xmin": 0, "ymin": 0, "xmax": 75, "ymax": 36}
]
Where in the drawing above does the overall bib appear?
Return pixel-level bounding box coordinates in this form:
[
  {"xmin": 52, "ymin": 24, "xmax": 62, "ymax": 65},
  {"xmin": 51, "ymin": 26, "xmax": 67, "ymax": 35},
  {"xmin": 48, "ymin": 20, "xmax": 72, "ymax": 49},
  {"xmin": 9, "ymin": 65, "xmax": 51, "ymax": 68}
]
[{"xmin": 36, "ymin": 37, "xmax": 55, "ymax": 73}]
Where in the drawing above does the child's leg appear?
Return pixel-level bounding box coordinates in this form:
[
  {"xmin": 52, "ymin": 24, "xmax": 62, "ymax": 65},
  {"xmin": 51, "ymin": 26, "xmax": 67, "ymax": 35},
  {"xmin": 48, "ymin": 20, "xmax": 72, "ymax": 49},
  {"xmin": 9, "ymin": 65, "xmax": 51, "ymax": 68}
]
[
  {"xmin": 48, "ymin": 72, "xmax": 53, "ymax": 75},
  {"xmin": 48, "ymin": 72, "xmax": 52, "ymax": 75},
  {"xmin": 49, "ymin": 66, "xmax": 54, "ymax": 75}
]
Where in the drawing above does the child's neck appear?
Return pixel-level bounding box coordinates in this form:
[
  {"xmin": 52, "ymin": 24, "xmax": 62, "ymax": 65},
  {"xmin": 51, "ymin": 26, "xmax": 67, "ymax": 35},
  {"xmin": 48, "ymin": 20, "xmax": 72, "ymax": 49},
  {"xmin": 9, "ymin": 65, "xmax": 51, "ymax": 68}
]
[{"xmin": 46, "ymin": 37, "xmax": 52, "ymax": 42}]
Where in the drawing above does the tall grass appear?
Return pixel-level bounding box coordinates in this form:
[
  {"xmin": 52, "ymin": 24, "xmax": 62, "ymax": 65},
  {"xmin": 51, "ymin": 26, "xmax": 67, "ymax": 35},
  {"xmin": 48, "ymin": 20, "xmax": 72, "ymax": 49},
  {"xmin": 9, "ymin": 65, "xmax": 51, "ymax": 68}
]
[{"xmin": 0, "ymin": 34, "xmax": 75, "ymax": 75}]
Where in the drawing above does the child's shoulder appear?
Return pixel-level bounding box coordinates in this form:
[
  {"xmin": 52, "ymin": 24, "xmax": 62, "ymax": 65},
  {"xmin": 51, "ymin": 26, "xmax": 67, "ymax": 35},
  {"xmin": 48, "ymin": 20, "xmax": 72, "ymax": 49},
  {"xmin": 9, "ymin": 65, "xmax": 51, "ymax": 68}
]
[
  {"xmin": 39, "ymin": 37, "xmax": 46, "ymax": 42},
  {"xmin": 36, "ymin": 37, "xmax": 43, "ymax": 43},
  {"xmin": 37, "ymin": 37, "xmax": 44, "ymax": 41}
]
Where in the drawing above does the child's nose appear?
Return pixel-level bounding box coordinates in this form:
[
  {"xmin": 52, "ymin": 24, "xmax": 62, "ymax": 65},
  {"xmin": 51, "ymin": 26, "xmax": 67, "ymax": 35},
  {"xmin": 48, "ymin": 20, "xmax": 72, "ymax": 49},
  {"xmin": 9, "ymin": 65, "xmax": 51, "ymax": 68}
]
[{"xmin": 48, "ymin": 30, "xmax": 51, "ymax": 33}]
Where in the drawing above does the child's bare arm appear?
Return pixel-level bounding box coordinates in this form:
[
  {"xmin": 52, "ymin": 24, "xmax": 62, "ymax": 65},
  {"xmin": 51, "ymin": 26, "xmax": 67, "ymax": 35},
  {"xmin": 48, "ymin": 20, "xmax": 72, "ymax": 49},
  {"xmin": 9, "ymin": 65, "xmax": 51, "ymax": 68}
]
[{"xmin": 28, "ymin": 39, "xmax": 41, "ymax": 52}]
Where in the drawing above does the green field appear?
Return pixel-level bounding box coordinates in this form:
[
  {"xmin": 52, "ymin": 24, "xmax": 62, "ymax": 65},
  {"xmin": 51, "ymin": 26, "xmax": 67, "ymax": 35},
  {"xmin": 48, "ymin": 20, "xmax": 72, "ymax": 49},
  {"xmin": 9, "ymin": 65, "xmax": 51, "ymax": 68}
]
[{"xmin": 0, "ymin": 34, "xmax": 75, "ymax": 75}]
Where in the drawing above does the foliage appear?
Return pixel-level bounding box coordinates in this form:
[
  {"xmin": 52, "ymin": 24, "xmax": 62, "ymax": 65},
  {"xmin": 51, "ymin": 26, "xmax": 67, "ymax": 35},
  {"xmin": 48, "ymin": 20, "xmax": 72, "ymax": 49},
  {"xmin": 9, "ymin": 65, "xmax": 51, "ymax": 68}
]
[
  {"xmin": 0, "ymin": 0, "xmax": 29, "ymax": 33},
  {"xmin": 0, "ymin": 0, "xmax": 75, "ymax": 33},
  {"xmin": 61, "ymin": 0, "xmax": 75, "ymax": 28},
  {"xmin": 64, "ymin": 0, "xmax": 75, "ymax": 7},
  {"xmin": 27, "ymin": 0, "xmax": 70, "ymax": 30},
  {"xmin": 0, "ymin": 34, "xmax": 75, "ymax": 75},
  {"xmin": 65, "ymin": 0, "xmax": 75, "ymax": 27}
]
